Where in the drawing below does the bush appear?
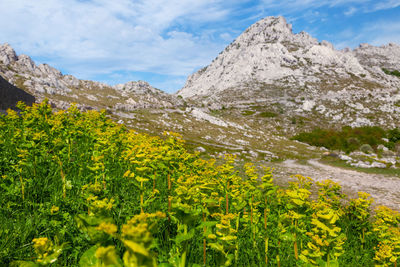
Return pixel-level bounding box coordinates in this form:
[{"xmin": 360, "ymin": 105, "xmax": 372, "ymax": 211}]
[
  {"xmin": 360, "ymin": 144, "xmax": 374, "ymax": 154},
  {"xmin": 292, "ymin": 126, "xmax": 389, "ymax": 153},
  {"xmin": 382, "ymin": 68, "xmax": 400, "ymax": 78}
]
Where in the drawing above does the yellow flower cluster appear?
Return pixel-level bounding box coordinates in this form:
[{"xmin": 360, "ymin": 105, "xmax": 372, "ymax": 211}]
[
  {"xmin": 97, "ymin": 222, "xmax": 118, "ymax": 236},
  {"xmin": 373, "ymin": 206, "xmax": 400, "ymax": 266},
  {"xmin": 32, "ymin": 237, "xmax": 52, "ymax": 257}
]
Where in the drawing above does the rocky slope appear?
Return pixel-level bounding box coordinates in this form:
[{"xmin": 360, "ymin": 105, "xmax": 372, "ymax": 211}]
[
  {"xmin": 0, "ymin": 43, "xmax": 183, "ymax": 111},
  {"xmin": 0, "ymin": 75, "xmax": 35, "ymax": 112},
  {"xmin": 178, "ymin": 16, "xmax": 400, "ymax": 129}
]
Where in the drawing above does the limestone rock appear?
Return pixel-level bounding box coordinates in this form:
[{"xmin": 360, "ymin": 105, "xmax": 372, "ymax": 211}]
[
  {"xmin": 177, "ymin": 16, "xmax": 400, "ymax": 130},
  {"xmin": 0, "ymin": 43, "xmax": 183, "ymax": 111},
  {"xmin": 0, "ymin": 43, "xmax": 18, "ymax": 65}
]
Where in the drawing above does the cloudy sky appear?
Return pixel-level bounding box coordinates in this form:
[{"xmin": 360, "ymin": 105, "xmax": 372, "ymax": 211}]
[{"xmin": 0, "ymin": 1, "xmax": 399, "ymax": 93}]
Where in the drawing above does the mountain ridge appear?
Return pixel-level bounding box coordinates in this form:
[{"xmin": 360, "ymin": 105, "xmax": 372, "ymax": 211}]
[
  {"xmin": 1, "ymin": 16, "xmax": 399, "ymax": 163},
  {"xmin": 177, "ymin": 16, "xmax": 400, "ymax": 129},
  {"xmin": 0, "ymin": 42, "xmax": 183, "ymax": 111},
  {"xmin": 178, "ymin": 16, "xmax": 400, "ymax": 99}
]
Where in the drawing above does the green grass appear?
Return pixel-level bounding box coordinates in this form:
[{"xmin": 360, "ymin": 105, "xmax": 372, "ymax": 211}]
[
  {"xmin": 241, "ymin": 110, "xmax": 255, "ymax": 116},
  {"xmin": 259, "ymin": 111, "xmax": 278, "ymax": 118}
]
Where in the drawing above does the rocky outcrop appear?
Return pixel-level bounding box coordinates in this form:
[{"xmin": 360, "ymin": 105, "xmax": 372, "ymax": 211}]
[
  {"xmin": 0, "ymin": 43, "xmax": 183, "ymax": 111},
  {"xmin": 177, "ymin": 16, "xmax": 400, "ymax": 129},
  {"xmin": 0, "ymin": 75, "xmax": 35, "ymax": 111}
]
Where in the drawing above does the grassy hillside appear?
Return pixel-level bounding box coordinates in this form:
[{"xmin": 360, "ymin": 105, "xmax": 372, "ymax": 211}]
[{"xmin": 0, "ymin": 101, "xmax": 399, "ymax": 266}]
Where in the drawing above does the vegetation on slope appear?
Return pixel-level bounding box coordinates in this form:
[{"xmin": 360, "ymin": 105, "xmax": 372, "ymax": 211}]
[
  {"xmin": 382, "ymin": 68, "xmax": 400, "ymax": 78},
  {"xmin": 1, "ymin": 101, "xmax": 399, "ymax": 266},
  {"xmin": 292, "ymin": 126, "xmax": 400, "ymax": 153}
]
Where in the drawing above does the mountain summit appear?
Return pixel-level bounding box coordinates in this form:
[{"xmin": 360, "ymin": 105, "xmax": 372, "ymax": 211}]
[{"xmin": 177, "ymin": 16, "xmax": 400, "ymax": 128}]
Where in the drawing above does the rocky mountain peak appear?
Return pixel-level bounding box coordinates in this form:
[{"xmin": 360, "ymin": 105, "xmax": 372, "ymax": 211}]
[
  {"xmin": 178, "ymin": 15, "xmax": 400, "ymax": 129},
  {"xmin": 354, "ymin": 42, "xmax": 400, "ymax": 69},
  {"xmin": 0, "ymin": 43, "xmax": 18, "ymax": 65},
  {"xmin": 236, "ymin": 16, "xmax": 293, "ymax": 45}
]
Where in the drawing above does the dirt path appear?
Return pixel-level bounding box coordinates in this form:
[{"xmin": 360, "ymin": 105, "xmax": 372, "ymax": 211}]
[{"xmin": 271, "ymin": 159, "xmax": 400, "ymax": 211}]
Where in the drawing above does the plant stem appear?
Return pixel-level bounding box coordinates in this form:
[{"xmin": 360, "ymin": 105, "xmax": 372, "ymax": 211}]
[
  {"xmin": 203, "ymin": 213, "xmax": 206, "ymax": 266},
  {"xmin": 277, "ymin": 254, "xmax": 280, "ymax": 267},
  {"xmin": 140, "ymin": 180, "xmax": 144, "ymax": 213},
  {"xmin": 235, "ymin": 212, "xmax": 240, "ymax": 266},
  {"xmin": 250, "ymin": 195, "xmax": 254, "ymax": 225},
  {"xmin": 168, "ymin": 174, "xmax": 171, "ymax": 212},
  {"xmin": 294, "ymin": 232, "xmax": 298, "ymax": 260},
  {"xmin": 181, "ymin": 224, "xmax": 188, "ymax": 267},
  {"xmin": 264, "ymin": 199, "xmax": 269, "ymax": 266},
  {"xmin": 277, "ymin": 241, "xmax": 281, "ymax": 267},
  {"xmin": 264, "ymin": 208, "xmax": 267, "ymax": 230},
  {"xmin": 58, "ymin": 160, "xmax": 66, "ymax": 199},
  {"xmin": 153, "ymin": 171, "xmax": 156, "ymax": 193},
  {"xmin": 265, "ymin": 237, "xmax": 269, "ymax": 266},
  {"xmin": 19, "ymin": 174, "xmax": 24, "ymax": 201}
]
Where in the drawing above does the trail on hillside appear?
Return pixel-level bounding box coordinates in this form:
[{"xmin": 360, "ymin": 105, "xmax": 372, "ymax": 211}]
[{"xmin": 272, "ymin": 159, "xmax": 400, "ymax": 211}]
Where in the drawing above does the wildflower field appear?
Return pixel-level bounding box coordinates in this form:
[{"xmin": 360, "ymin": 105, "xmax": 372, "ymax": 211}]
[{"xmin": 0, "ymin": 101, "xmax": 399, "ymax": 266}]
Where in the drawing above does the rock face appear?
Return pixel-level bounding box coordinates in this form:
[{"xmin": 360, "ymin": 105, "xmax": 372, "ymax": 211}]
[
  {"xmin": 178, "ymin": 16, "xmax": 400, "ymax": 129},
  {"xmin": 0, "ymin": 75, "xmax": 35, "ymax": 111},
  {"xmin": 0, "ymin": 43, "xmax": 183, "ymax": 111}
]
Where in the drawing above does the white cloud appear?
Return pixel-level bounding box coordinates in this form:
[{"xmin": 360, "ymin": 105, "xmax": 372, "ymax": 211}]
[
  {"xmin": 366, "ymin": 22, "xmax": 400, "ymax": 46},
  {"xmin": 344, "ymin": 7, "xmax": 357, "ymax": 16},
  {"xmin": 333, "ymin": 19, "xmax": 400, "ymax": 49},
  {"xmin": 0, "ymin": 0, "xmax": 398, "ymax": 92},
  {"xmin": 260, "ymin": 0, "xmax": 367, "ymax": 11},
  {"xmin": 371, "ymin": 0, "xmax": 400, "ymax": 11},
  {"xmin": 259, "ymin": 0, "xmax": 399, "ymax": 15},
  {"xmin": 0, "ymin": 0, "xmax": 232, "ymax": 84}
]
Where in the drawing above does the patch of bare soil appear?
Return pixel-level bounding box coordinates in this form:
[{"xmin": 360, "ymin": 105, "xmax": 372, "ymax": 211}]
[{"xmin": 270, "ymin": 159, "xmax": 400, "ymax": 211}]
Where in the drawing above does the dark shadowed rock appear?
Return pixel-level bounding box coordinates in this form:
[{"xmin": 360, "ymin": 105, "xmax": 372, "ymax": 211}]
[{"xmin": 0, "ymin": 75, "xmax": 35, "ymax": 111}]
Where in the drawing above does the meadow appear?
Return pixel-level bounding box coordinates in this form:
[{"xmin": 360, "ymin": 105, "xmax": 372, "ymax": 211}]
[{"xmin": 0, "ymin": 101, "xmax": 399, "ymax": 266}]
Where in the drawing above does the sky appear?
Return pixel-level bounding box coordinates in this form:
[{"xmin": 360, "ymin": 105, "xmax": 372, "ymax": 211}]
[{"xmin": 0, "ymin": 1, "xmax": 399, "ymax": 93}]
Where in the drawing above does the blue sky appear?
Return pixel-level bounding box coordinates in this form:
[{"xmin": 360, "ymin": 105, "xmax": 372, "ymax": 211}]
[{"xmin": 0, "ymin": 0, "xmax": 399, "ymax": 93}]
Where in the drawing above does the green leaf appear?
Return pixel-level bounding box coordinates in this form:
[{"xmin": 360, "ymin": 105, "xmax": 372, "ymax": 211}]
[
  {"xmin": 292, "ymin": 198, "xmax": 305, "ymax": 205},
  {"xmin": 123, "ymin": 240, "xmax": 150, "ymax": 257},
  {"xmin": 197, "ymin": 221, "xmax": 217, "ymax": 229},
  {"xmin": 174, "ymin": 228, "xmax": 195, "ymax": 244},
  {"xmin": 219, "ymin": 235, "xmax": 237, "ymax": 242},
  {"xmin": 79, "ymin": 245, "xmax": 100, "ymax": 267},
  {"xmin": 74, "ymin": 214, "xmax": 113, "ymax": 242},
  {"xmin": 208, "ymin": 242, "xmax": 224, "ymax": 253},
  {"xmin": 10, "ymin": 261, "xmax": 39, "ymax": 267}
]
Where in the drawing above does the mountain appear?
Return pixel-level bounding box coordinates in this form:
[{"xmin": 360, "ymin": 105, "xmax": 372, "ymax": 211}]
[
  {"xmin": 0, "ymin": 75, "xmax": 35, "ymax": 112},
  {"xmin": 178, "ymin": 16, "xmax": 400, "ymax": 129},
  {"xmin": 0, "ymin": 43, "xmax": 183, "ymax": 111},
  {"xmin": 1, "ymin": 16, "xmax": 400, "ymax": 164}
]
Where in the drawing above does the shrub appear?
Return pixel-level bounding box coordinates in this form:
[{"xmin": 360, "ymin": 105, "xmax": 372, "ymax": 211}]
[
  {"xmin": 382, "ymin": 68, "xmax": 400, "ymax": 78},
  {"xmin": 292, "ymin": 126, "xmax": 389, "ymax": 153},
  {"xmin": 360, "ymin": 144, "xmax": 374, "ymax": 154}
]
